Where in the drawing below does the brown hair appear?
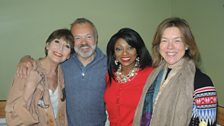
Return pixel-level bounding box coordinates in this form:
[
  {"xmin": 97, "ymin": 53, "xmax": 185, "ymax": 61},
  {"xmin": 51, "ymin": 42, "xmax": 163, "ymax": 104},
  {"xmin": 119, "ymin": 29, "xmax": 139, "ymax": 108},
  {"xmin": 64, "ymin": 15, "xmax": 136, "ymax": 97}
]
[
  {"xmin": 45, "ymin": 29, "xmax": 74, "ymax": 56},
  {"xmin": 152, "ymin": 17, "xmax": 200, "ymax": 67}
]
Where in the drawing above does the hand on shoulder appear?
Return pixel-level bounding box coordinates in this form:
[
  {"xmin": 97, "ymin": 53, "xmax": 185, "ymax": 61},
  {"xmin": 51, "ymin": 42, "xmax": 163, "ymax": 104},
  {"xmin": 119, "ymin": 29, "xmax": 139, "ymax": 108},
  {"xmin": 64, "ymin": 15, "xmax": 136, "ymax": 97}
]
[{"xmin": 16, "ymin": 55, "xmax": 36, "ymax": 78}]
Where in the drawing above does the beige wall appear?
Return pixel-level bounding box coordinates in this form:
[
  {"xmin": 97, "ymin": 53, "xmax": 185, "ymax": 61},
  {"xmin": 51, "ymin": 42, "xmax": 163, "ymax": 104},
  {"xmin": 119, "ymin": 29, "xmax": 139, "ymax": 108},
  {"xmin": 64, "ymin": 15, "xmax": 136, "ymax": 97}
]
[{"xmin": 0, "ymin": 0, "xmax": 223, "ymax": 105}]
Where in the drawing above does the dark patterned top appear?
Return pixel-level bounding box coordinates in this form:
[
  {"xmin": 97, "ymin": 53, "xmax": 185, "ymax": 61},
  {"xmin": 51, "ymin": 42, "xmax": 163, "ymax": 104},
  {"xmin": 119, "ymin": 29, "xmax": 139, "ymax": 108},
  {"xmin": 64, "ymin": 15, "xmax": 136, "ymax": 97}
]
[{"xmin": 189, "ymin": 69, "xmax": 217, "ymax": 126}]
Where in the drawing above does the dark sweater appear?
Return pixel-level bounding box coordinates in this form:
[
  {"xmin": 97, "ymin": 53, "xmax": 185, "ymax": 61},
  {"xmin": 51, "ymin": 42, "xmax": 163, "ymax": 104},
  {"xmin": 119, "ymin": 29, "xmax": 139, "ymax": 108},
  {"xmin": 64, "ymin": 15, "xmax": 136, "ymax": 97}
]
[{"xmin": 189, "ymin": 68, "xmax": 217, "ymax": 126}]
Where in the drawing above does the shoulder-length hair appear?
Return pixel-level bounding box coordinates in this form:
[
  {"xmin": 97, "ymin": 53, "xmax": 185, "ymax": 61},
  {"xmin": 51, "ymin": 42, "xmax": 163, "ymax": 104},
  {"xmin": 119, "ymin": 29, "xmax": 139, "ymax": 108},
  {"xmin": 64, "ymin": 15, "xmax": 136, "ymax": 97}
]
[
  {"xmin": 152, "ymin": 17, "xmax": 200, "ymax": 67},
  {"xmin": 107, "ymin": 28, "xmax": 152, "ymax": 83}
]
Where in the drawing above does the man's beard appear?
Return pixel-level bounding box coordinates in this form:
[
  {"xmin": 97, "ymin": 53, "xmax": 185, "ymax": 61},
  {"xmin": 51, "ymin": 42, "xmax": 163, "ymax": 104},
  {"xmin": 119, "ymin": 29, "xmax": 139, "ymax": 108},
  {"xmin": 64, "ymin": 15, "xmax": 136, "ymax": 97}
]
[{"xmin": 74, "ymin": 44, "xmax": 96, "ymax": 58}]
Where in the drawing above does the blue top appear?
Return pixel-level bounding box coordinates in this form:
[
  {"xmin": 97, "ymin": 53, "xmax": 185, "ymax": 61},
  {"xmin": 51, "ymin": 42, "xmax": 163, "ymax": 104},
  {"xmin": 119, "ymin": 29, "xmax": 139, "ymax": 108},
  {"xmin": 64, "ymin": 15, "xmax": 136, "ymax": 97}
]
[{"xmin": 61, "ymin": 47, "xmax": 107, "ymax": 126}]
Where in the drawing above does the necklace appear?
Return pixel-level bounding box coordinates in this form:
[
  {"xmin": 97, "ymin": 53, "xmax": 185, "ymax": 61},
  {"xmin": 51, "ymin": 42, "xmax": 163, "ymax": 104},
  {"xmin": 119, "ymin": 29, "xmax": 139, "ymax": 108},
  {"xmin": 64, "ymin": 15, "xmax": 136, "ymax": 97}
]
[{"xmin": 115, "ymin": 65, "xmax": 139, "ymax": 83}]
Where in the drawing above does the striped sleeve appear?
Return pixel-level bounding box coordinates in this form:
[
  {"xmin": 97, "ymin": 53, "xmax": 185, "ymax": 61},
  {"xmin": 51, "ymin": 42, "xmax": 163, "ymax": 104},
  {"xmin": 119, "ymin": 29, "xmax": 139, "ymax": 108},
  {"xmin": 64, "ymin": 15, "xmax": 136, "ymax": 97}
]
[{"xmin": 191, "ymin": 86, "xmax": 217, "ymax": 126}]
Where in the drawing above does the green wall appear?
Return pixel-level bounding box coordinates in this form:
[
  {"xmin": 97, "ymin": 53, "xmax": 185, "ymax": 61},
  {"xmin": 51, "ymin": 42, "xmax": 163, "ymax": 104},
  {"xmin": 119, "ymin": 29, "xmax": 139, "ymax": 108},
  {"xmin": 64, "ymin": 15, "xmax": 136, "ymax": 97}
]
[
  {"xmin": 0, "ymin": 0, "xmax": 171, "ymax": 98},
  {"xmin": 0, "ymin": 0, "xmax": 223, "ymax": 105},
  {"xmin": 170, "ymin": 0, "xmax": 224, "ymax": 105}
]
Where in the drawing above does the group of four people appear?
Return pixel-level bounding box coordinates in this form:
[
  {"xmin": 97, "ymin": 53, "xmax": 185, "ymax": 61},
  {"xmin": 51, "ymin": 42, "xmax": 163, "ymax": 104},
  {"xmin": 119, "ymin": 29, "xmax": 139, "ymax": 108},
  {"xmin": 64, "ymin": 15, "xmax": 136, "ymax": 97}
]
[{"xmin": 5, "ymin": 17, "xmax": 217, "ymax": 126}]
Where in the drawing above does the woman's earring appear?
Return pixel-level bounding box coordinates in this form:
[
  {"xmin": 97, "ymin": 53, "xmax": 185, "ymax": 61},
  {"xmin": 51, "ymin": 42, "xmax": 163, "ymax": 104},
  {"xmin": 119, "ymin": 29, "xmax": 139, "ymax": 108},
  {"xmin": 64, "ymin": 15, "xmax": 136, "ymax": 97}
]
[
  {"xmin": 185, "ymin": 47, "xmax": 189, "ymax": 51},
  {"xmin": 115, "ymin": 60, "xmax": 118, "ymax": 65},
  {"xmin": 135, "ymin": 57, "xmax": 140, "ymax": 67}
]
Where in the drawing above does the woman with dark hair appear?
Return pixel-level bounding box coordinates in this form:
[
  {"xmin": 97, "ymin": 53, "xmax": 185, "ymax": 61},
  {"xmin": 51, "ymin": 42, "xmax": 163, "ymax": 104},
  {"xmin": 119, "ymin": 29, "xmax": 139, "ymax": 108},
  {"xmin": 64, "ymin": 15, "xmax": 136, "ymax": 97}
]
[
  {"xmin": 104, "ymin": 28, "xmax": 153, "ymax": 126},
  {"xmin": 133, "ymin": 17, "xmax": 217, "ymax": 126},
  {"xmin": 5, "ymin": 29, "xmax": 74, "ymax": 126}
]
